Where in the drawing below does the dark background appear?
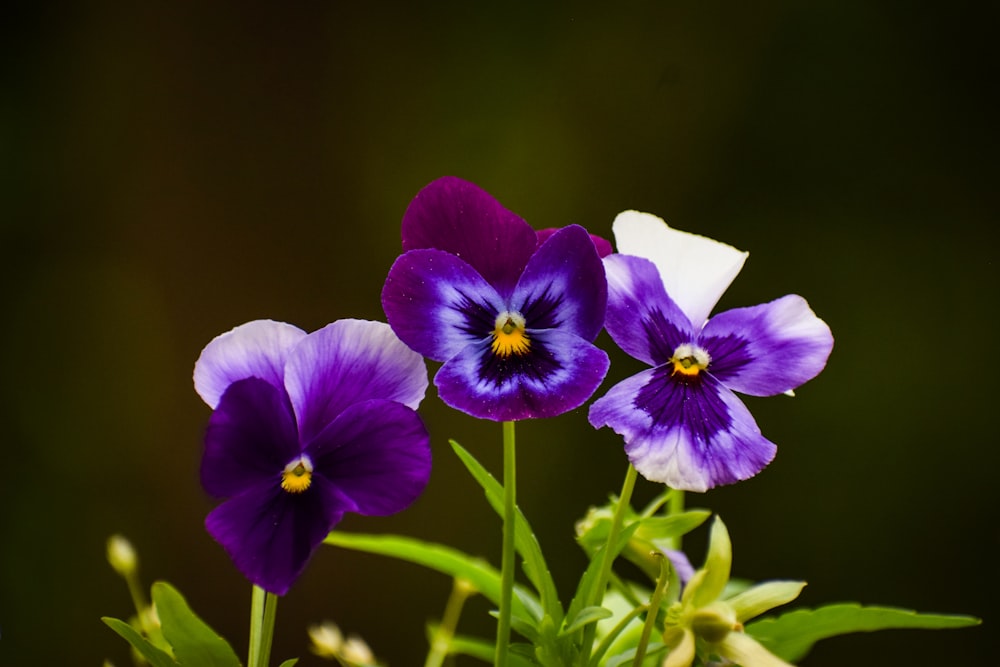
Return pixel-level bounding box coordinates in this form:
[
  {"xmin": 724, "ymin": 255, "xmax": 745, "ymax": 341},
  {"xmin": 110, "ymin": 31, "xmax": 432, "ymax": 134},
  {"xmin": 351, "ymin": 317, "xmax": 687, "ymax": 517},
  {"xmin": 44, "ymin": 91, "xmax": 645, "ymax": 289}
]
[{"xmin": 1, "ymin": 2, "xmax": 995, "ymax": 665}]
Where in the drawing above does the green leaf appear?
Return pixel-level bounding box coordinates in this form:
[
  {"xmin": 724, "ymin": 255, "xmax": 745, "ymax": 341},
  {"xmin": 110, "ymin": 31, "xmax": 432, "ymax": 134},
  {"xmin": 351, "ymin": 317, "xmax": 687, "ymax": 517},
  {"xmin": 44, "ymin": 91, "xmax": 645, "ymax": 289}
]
[
  {"xmin": 324, "ymin": 532, "xmax": 542, "ymax": 631},
  {"xmin": 746, "ymin": 603, "xmax": 982, "ymax": 662},
  {"xmin": 564, "ymin": 521, "xmax": 641, "ymax": 635},
  {"xmin": 152, "ymin": 581, "xmax": 242, "ymax": 667},
  {"xmin": 560, "ymin": 605, "xmax": 613, "ymax": 636},
  {"xmin": 451, "ymin": 440, "xmax": 563, "ymax": 624},
  {"xmin": 102, "ymin": 617, "xmax": 177, "ymax": 667},
  {"xmin": 277, "ymin": 660, "xmax": 299, "ymax": 667}
]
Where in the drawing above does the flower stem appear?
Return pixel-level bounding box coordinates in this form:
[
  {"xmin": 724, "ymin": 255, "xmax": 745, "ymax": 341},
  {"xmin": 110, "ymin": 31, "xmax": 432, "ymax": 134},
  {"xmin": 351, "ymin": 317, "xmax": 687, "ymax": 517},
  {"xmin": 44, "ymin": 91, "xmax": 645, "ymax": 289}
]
[
  {"xmin": 580, "ymin": 463, "xmax": 638, "ymax": 664},
  {"xmin": 425, "ymin": 577, "xmax": 476, "ymax": 667},
  {"xmin": 633, "ymin": 554, "xmax": 671, "ymax": 666},
  {"xmin": 248, "ymin": 585, "xmax": 278, "ymax": 667},
  {"xmin": 495, "ymin": 420, "xmax": 517, "ymax": 667}
]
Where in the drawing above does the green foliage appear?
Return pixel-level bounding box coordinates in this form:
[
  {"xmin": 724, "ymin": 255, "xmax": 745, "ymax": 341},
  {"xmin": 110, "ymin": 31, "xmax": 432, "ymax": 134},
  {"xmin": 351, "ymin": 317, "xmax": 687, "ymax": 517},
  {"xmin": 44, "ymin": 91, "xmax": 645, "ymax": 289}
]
[
  {"xmin": 102, "ymin": 617, "xmax": 176, "ymax": 667},
  {"xmin": 746, "ymin": 603, "xmax": 982, "ymax": 662}
]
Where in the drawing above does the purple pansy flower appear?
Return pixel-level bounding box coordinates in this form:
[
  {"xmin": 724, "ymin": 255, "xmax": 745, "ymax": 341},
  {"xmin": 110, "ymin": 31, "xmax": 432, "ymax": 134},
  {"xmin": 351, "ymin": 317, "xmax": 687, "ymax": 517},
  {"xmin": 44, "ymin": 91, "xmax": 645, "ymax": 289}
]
[
  {"xmin": 193, "ymin": 318, "xmax": 431, "ymax": 595},
  {"xmin": 381, "ymin": 176, "xmax": 610, "ymax": 421},
  {"xmin": 589, "ymin": 212, "xmax": 834, "ymax": 492}
]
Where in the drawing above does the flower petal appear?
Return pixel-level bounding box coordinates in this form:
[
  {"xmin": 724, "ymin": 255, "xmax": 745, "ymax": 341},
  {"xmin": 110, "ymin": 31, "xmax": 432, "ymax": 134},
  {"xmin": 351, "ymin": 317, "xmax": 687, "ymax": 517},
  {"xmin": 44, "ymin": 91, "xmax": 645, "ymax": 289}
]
[
  {"xmin": 204, "ymin": 480, "xmax": 350, "ymax": 596},
  {"xmin": 382, "ymin": 248, "xmax": 505, "ymax": 361},
  {"xmin": 307, "ymin": 399, "xmax": 431, "ymax": 516},
  {"xmin": 603, "ymin": 254, "xmax": 696, "ymax": 366},
  {"xmin": 193, "ymin": 320, "xmax": 307, "ymax": 408},
  {"xmin": 435, "ymin": 329, "xmax": 610, "ymax": 421},
  {"xmin": 612, "ymin": 211, "xmax": 748, "ymax": 328},
  {"xmin": 512, "ymin": 225, "xmax": 607, "ymax": 341},
  {"xmin": 400, "ymin": 176, "xmax": 538, "ymax": 298},
  {"xmin": 536, "ymin": 227, "xmax": 614, "ymax": 258},
  {"xmin": 201, "ymin": 378, "xmax": 300, "ymax": 498},
  {"xmin": 589, "ymin": 368, "xmax": 775, "ymax": 492},
  {"xmin": 284, "ymin": 319, "xmax": 429, "ymax": 444},
  {"xmin": 716, "ymin": 631, "xmax": 795, "ymax": 667},
  {"xmin": 701, "ymin": 295, "xmax": 833, "ymax": 396}
]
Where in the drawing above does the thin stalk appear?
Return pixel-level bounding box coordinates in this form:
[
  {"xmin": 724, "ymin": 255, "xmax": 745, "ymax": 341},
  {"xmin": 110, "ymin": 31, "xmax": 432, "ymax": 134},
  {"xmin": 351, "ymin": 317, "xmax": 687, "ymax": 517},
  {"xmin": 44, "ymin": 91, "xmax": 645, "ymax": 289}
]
[
  {"xmin": 495, "ymin": 420, "xmax": 517, "ymax": 667},
  {"xmin": 580, "ymin": 464, "xmax": 639, "ymax": 664},
  {"xmin": 425, "ymin": 577, "xmax": 476, "ymax": 667},
  {"xmin": 248, "ymin": 585, "xmax": 279, "ymax": 667},
  {"xmin": 633, "ymin": 555, "xmax": 671, "ymax": 666}
]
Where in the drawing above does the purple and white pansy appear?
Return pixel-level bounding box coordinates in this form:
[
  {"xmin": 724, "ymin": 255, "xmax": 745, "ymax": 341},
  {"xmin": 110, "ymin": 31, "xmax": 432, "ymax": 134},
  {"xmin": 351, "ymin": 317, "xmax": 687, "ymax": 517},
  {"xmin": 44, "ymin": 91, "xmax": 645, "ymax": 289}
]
[
  {"xmin": 193, "ymin": 318, "xmax": 431, "ymax": 595},
  {"xmin": 589, "ymin": 212, "xmax": 833, "ymax": 492},
  {"xmin": 382, "ymin": 176, "xmax": 610, "ymax": 421}
]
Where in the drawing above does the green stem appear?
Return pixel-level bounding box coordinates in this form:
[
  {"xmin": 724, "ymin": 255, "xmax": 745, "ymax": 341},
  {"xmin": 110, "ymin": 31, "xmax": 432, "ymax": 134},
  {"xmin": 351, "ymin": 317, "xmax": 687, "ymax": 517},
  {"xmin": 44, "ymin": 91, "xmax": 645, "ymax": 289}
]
[
  {"xmin": 248, "ymin": 585, "xmax": 279, "ymax": 667},
  {"xmin": 495, "ymin": 421, "xmax": 517, "ymax": 667},
  {"xmin": 425, "ymin": 577, "xmax": 476, "ymax": 667},
  {"xmin": 667, "ymin": 488, "xmax": 685, "ymax": 551},
  {"xmin": 633, "ymin": 555, "xmax": 671, "ymax": 666},
  {"xmin": 580, "ymin": 464, "xmax": 638, "ymax": 664}
]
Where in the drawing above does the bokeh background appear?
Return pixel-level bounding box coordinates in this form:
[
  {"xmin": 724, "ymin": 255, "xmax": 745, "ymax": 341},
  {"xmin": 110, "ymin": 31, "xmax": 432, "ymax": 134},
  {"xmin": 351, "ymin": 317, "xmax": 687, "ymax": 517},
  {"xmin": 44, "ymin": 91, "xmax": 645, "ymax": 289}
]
[{"xmin": 2, "ymin": 2, "xmax": 995, "ymax": 665}]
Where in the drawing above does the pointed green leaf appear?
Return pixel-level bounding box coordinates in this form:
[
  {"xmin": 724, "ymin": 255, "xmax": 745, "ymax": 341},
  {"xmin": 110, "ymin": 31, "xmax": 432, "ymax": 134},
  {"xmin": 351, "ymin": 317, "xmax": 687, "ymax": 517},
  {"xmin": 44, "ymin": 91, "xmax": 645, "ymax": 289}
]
[
  {"xmin": 451, "ymin": 440, "xmax": 563, "ymax": 624},
  {"xmin": 277, "ymin": 660, "xmax": 299, "ymax": 667},
  {"xmin": 746, "ymin": 603, "xmax": 982, "ymax": 662},
  {"xmin": 324, "ymin": 531, "xmax": 542, "ymax": 632},
  {"xmin": 152, "ymin": 581, "xmax": 242, "ymax": 667},
  {"xmin": 561, "ymin": 605, "xmax": 613, "ymax": 636},
  {"xmin": 565, "ymin": 521, "xmax": 641, "ymax": 633},
  {"xmin": 102, "ymin": 617, "xmax": 177, "ymax": 667}
]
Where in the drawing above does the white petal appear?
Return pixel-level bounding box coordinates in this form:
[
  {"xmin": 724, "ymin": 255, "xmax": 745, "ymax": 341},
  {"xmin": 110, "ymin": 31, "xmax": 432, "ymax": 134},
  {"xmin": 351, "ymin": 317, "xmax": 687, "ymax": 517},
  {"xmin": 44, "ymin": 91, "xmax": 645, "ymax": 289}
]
[
  {"xmin": 612, "ymin": 211, "xmax": 748, "ymax": 328},
  {"xmin": 193, "ymin": 319, "xmax": 307, "ymax": 408}
]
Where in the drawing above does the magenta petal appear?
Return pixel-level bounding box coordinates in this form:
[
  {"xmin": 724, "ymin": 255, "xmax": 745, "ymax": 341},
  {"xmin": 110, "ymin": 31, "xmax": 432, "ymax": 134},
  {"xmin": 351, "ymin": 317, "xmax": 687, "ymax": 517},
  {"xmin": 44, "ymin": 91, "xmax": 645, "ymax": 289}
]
[
  {"xmin": 512, "ymin": 225, "xmax": 607, "ymax": 341},
  {"xmin": 603, "ymin": 254, "xmax": 696, "ymax": 367},
  {"xmin": 435, "ymin": 329, "xmax": 610, "ymax": 421},
  {"xmin": 201, "ymin": 378, "xmax": 299, "ymax": 498},
  {"xmin": 284, "ymin": 319, "xmax": 429, "ymax": 444},
  {"xmin": 307, "ymin": 399, "xmax": 431, "ymax": 517},
  {"xmin": 382, "ymin": 248, "xmax": 505, "ymax": 361},
  {"xmin": 205, "ymin": 480, "xmax": 349, "ymax": 596},
  {"xmin": 590, "ymin": 368, "xmax": 775, "ymax": 492},
  {"xmin": 701, "ymin": 295, "xmax": 834, "ymax": 396},
  {"xmin": 400, "ymin": 177, "xmax": 538, "ymax": 297},
  {"xmin": 193, "ymin": 320, "xmax": 307, "ymax": 409}
]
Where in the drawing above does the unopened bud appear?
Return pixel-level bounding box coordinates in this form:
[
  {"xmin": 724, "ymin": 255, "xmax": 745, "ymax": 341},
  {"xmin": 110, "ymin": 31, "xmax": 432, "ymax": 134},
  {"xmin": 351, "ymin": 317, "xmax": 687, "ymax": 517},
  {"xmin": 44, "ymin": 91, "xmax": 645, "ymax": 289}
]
[{"xmin": 106, "ymin": 535, "xmax": 137, "ymax": 577}]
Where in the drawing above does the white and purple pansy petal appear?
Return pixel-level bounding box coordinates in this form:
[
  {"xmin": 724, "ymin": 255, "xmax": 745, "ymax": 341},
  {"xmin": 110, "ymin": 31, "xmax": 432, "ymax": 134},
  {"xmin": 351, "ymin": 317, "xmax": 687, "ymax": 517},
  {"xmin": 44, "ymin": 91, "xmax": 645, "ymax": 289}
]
[
  {"xmin": 589, "ymin": 368, "xmax": 776, "ymax": 492},
  {"xmin": 400, "ymin": 176, "xmax": 538, "ymax": 298},
  {"xmin": 603, "ymin": 254, "xmax": 697, "ymax": 367},
  {"xmin": 382, "ymin": 248, "xmax": 506, "ymax": 362},
  {"xmin": 193, "ymin": 319, "xmax": 307, "ymax": 409},
  {"xmin": 436, "ymin": 328, "xmax": 610, "ymax": 421},
  {"xmin": 284, "ymin": 319, "xmax": 430, "ymax": 444},
  {"xmin": 613, "ymin": 211, "xmax": 748, "ymax": 328},
  {"xmin": 512, "ymin": 224, "xmax": 607, "ymax": 342},
  {"xmin": 307, "ymin": 399, "xmax": 431, "ymax": 517},
  {"xmin": 700, "ymin": 295, "xmax": 834, "ymax": 397}
]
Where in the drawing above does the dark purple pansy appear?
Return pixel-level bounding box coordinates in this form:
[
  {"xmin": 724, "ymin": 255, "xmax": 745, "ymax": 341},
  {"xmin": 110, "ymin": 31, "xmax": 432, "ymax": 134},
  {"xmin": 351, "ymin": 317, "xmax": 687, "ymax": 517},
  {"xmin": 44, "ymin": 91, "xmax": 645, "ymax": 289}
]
[
  {"xmin": 381, "ymin": 176, "xmax": 611, "ymax": 421},
  {"xmin": 193, "ymin": 319, "xmax": 431, "ymax": 595},
  {"xmin": 589, "ymin": 212, "xmax": 834, "ymax": 492}
]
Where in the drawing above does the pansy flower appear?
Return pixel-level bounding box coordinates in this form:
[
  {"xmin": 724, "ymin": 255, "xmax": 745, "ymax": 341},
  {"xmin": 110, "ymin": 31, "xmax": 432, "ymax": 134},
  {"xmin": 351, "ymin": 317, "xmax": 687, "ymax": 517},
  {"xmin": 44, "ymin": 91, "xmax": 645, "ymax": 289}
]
[
  {"xmin": 589, "ymin": 212, "xmax": 833, "ymax": 492},
  {"xmin": 381, "ymin": 176, "xmax": 610, "ymax": 421},
  {"xmin": 193, "ymin": 318, "xmax": 432, "ymax": 595}
]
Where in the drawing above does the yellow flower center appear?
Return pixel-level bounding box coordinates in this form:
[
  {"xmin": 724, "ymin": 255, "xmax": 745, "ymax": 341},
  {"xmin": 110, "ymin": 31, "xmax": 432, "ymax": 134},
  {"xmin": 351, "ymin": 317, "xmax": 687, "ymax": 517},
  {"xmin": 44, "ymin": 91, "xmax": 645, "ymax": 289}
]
[
  {"xmin": 670, "ymin": 343, "xmax": 710, "ymax": 377},
  {"xmin": 491, "ymin": 311, "xmax": 530, "ymax": 358},
  {"xmin": 281, "ymin": 456, "xmax": 314, "ymax": 494}
]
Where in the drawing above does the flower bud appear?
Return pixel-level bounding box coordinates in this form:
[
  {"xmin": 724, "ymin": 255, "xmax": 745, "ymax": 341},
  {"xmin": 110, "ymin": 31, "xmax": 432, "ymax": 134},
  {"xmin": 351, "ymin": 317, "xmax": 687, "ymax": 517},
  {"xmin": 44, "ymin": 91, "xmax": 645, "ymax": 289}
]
[
  {"xmin": 691, "ymin": 601, "xmax": 740, "ymax": 643},
  {"xmin": 106, "ymin": 534, "xmax": 137, "ymax": 577}
]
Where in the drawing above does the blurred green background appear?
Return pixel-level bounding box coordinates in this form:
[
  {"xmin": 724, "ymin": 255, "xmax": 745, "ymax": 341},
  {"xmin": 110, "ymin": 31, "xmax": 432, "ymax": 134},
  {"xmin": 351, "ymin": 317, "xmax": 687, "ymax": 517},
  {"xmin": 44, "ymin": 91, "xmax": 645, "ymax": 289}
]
[{"xmin": 1, "ymin": 2, "xmax": 995, "ymax": 665}]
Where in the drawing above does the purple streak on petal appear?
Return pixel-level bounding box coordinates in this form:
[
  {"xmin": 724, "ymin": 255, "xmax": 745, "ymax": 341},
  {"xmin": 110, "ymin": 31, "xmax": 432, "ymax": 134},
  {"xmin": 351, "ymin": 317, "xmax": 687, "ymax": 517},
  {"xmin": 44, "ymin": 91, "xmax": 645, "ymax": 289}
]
[
  {"xmin": 589, "ymin": 368, "xmax": 775, "ymax": 492},
  {"xmin": 701, "ymin": 295, "xmax": 833, "ymax": 396},
  {"xmin": 512, "ymin": 225, "xmax": 607, "ymax": 341},
  {"xmin": 193, "ymin": 320, "xmax": 307, "ymax": 408},
  {"xmin": 284, "ymin": 319, "xmax": 429, "ymax": 444},
  {"xmin": 205, "ymin": 480, "xmax": 349, "ymax": 596},
  {"xmin": 603, "ymin": 254, "xmax": 696, "ymax": 367},
  {"xmin": 201, "ymin": 378, "xmax": 300, "ymax": 498},
  {"xmin": 435, "ymin": 329, "xmax": 609, "ymax": 421},
  {"xmin": 307, "ymin": 399, "xmax": 431, "ymax": 517},
  {"xmin": 536, "ymin": 227, "xmax": 614, "ymax": 258},
  {"xmin": 382, "ymin": 248, "xmax": 504, "ymax": 361},
  {"xmin": 400, "ymin": 176, "xmax": 538, "ymax": 297},
  {"xmin": 662, "ymin": 549, "xmax": 695, "ymax": 589}
]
